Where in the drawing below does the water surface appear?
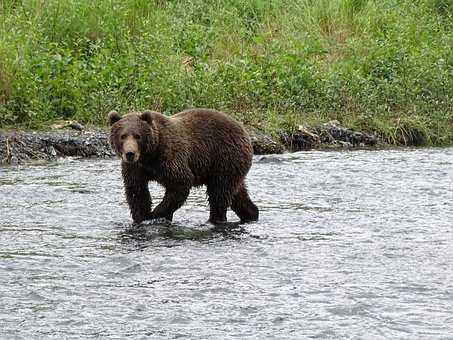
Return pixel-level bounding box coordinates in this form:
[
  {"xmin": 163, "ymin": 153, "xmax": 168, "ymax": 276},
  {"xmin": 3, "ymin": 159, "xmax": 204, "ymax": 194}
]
[{"xmin": 1, "ymin": 148, "xmax": 453, "ymax": 339}]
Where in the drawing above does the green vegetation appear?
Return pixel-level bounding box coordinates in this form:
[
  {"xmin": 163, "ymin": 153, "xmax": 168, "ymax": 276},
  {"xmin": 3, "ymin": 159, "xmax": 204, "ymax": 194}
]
[{"xmin": 1, "ymin": 0, "xmax": 452, "ymax": 145}]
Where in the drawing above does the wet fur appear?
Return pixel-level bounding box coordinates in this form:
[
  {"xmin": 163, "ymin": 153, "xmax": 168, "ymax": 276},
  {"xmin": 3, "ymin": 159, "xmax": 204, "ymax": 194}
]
[{"xmin": 109, "ymin": 108, "xmax": 259, "ymax": 224}]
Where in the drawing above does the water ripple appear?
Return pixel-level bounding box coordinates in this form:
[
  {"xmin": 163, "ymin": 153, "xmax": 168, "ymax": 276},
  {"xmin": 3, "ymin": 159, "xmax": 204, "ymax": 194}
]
[{"xmin": 1, "ymin": 148, "xmax": 453, "ymax": 339}]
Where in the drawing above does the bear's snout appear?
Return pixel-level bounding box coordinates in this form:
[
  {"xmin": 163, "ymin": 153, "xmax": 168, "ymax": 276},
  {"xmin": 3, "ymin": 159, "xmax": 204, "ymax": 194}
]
[
  {"xmin": 125, "ymin": 152, "xmax": 135, "ymax": 162},
  {"xmin": 122, "ymin": 150, "xmax": 139, "ymax": 163},
  {"xmin": 122, "ymin": 137, "xmax": 140, "ymax": 163}
]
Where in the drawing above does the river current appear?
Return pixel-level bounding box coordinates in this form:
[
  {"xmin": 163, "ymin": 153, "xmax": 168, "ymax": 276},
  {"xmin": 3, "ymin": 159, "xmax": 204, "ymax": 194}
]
[{"xmin": 1, "ymin": 148, "xmax": 452, "ymax": 339}]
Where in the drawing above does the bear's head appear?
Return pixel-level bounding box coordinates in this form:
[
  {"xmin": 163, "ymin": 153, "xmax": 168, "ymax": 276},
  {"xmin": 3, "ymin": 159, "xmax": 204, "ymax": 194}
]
[{"xmin": 108, "ymin": 111, "xmax": 159, "ymax": 164}]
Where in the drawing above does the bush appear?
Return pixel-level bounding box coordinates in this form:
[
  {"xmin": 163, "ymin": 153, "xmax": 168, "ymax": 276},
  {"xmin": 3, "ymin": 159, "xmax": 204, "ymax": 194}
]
[{"xmin": 0, "ymin": 0, "xmax": 452, "ymax": 144}]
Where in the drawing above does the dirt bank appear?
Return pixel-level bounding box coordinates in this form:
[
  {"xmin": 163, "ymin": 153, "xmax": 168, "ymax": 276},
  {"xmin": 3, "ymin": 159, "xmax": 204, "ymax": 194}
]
[{"xmin": 0, "ymin": 121, "xmax": 381, "ymax": 165}]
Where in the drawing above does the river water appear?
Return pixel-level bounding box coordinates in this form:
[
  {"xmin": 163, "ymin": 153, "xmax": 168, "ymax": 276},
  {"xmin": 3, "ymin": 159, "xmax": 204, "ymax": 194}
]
[{"xmin": 1, "ymin": 148, "xmax": 452, "ymax": 339}]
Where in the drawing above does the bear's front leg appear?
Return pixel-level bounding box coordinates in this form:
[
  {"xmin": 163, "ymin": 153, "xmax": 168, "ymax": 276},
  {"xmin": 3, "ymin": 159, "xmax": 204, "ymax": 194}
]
[
  {"xmin": 122, "ymin": 163, "xmax": 152, "ymax": 223},
  {"xmin": 149, "ymin": 184, "xmax": 190, "ymax": 221}
]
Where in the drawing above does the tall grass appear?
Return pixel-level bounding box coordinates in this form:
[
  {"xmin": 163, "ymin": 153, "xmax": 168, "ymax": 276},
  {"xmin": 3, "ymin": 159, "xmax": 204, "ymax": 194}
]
[{"xmin": 0, "ymin": 0, "xmax": 452, "ymax": 145}]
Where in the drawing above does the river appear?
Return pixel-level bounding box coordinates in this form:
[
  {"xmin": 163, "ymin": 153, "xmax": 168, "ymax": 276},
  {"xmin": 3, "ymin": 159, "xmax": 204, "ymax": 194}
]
[{"xmin": 1, "ymin": 148, "xmax": 452, "ymax": 339}]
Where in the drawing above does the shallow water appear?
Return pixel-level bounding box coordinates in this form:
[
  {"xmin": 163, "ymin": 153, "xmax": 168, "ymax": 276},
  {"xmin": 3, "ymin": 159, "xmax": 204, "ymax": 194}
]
[{"xmin": 1, "ymin": 148, "xmax": 453, "ymax": 339}]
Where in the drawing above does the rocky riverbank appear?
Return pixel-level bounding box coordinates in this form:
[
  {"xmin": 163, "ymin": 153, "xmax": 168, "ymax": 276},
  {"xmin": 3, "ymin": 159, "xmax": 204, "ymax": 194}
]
[{"xmin": 0, "ymin": 121, "xmax": 381, "ymax": 165}]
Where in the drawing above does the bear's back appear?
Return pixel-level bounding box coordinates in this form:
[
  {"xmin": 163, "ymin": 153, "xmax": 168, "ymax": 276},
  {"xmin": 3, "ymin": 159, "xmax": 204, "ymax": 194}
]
[
  {"xmin": 172, "ymin": 109, "xmax": 251, "ymax": 154},
  {"xmin": 171, "ymin": 109, "xmax": 253, "ymax": 182}
]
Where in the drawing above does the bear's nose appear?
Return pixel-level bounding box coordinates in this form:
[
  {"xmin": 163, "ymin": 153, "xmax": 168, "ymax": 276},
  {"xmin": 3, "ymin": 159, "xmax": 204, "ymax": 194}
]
[{"xmin": 125, "ymin": 152, "xmax": 135, "ymax": 162}]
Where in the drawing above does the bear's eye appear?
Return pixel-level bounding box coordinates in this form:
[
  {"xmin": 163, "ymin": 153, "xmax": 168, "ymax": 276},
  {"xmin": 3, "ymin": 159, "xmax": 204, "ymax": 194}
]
[
  {"xmin": 133, "ymin": 134, "xmax": 141, "ymax": 140},
  {"xmin": 120, "ymin": 134, "xmax": 127, "ymax": 140}
]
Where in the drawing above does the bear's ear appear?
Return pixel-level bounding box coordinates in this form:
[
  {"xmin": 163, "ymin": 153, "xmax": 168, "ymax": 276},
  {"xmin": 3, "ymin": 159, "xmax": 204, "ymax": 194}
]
[
  {"xmin": 108, "ymin": 111, "xmax": 121, "ymax": 126},
  {"xmin": 140, "ymin": 111, "xmax": 154, "ymax": 125}
]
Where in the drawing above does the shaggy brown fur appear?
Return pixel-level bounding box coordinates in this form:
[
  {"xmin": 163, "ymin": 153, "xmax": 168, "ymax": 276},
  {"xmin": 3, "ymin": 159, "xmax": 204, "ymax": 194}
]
[{"xmin": 108, "ymin": 108, "xmax": 259, "ymax": 224}]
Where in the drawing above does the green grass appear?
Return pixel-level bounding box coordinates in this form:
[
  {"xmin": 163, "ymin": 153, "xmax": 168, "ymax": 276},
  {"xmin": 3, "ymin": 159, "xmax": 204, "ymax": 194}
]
[{"xmin": 1, "ymin": 0, "xmax": 452, "ymax": 145}]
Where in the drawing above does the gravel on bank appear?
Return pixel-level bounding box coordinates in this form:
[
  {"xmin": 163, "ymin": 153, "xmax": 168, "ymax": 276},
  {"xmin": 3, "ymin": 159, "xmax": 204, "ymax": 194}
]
[{"xmin": 0, "ymin": 121, "xmax": 380, "ymax": 165}]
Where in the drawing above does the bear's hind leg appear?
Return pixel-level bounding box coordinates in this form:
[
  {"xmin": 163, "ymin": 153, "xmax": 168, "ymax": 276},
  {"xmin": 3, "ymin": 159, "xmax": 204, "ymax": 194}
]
[
  {"xmin": 207, "ymin": 180, "xmax": 237, "ymax": 224},
  {"xmin": 231, "ymin": 182, "xmax": 259, "ymax": 222}
]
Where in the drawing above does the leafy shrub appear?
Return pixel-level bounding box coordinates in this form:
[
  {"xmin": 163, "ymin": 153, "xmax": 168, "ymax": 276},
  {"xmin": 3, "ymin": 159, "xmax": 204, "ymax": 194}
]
[{"xmin": 0, "ymin": 0, "xmax": 451, "ymax": 144}]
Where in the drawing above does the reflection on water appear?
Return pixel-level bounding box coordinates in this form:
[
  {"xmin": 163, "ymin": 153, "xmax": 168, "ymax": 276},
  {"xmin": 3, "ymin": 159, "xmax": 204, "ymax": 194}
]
[
  {"xmin": 119, "ymin": 219, "xmax": 247, "ymax": 245},
  {"xmin": 1, "ymin": 148, "xmax": 453, "ymax": 339}
]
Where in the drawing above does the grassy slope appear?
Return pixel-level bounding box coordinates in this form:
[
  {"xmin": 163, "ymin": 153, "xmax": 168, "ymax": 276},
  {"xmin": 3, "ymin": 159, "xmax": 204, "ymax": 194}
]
[{"xmin": 0, "ymin": 0, "xmax": 452, "ymax": 145}]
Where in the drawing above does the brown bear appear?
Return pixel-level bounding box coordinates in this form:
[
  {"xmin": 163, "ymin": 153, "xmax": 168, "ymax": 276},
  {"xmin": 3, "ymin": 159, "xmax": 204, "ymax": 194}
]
[{"xmin": 108, "ymin": 108, "xmax": 259, "ymax": 224}]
